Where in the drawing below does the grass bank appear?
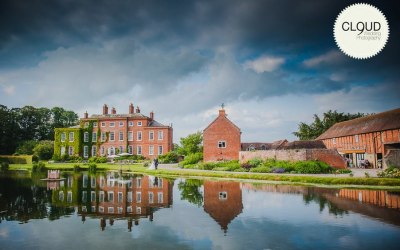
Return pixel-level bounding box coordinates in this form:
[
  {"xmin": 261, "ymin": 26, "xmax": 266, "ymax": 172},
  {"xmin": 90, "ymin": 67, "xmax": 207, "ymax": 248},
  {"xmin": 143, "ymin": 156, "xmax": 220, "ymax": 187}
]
[{"xmin": 7, "ymin": 163, "xmax": 400, "ymax": 188}]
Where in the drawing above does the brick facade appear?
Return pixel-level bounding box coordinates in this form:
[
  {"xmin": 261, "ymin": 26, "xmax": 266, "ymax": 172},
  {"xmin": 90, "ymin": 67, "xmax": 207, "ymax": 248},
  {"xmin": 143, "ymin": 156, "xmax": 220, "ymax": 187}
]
[
  {"xmin": 55, "ymin": 103, "xmax": 173, "ymax": 159},
  {"xmin": 203, "ymin": 109, "xmax": 241, "ymax": 162}
]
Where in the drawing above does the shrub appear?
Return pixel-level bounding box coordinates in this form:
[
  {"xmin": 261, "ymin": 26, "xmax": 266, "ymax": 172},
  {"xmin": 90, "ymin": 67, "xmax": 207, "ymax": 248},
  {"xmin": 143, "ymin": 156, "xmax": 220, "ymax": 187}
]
[
  {"xmin": 1, "ymin": 162, "xmax": 9, "ymax": 171},
  {"xmin": 73, "ymin": 164, "xmax": 81, "ymax": 172},
  {"xmin": 88, "ymin": 156, "xmax": 107, "ymax": 163},
  {"xmin": 293, "ymin": 161, "xmax": 332, "ymax": 174},
  {"xmin": 52, "ymin": 154, "xmax": 61, "ymax": 162},
  {"xmin": 0, "ymin": 155, "xmax": 33, "ymax": 164},
  {"xmin": 377, "ymin": 167, "xmax": 400, "ymax": 178},
  {"xmin": 248, "ymin": 158, "xmax": 263, "ymax": 168},
  {"xmin": 250, "ymin": 166, "xmax": 272, "ymax": 173},
  {"xmin": 15, "ymin": 140, "xmax": 38, "ymax": 155},
  {"xmin": 32, "ymin": 162, "xmax": 46, "ymax": 172},
  {"xmin": 69, "ymin": 156, "xmax": 83, "ymax": 163},
  {"xmin": 333, "ymin": 169, "xmax": 352, "ymax": 174},
  {"xmin": 88, "ymin": 163, "xmax": 97, "ymax": 173},
  {"xmin": 181, "ymin": 152, "xmax": 203, "ymax": 166},
  {"xmin": 159, "ymin": 151, "xmax": 179, "ymax": 163},
  {"xmin": 32, "ymin": 154, "xmax": 39, "ymax": 163},
  {"xmin": 143, "ymin": 162, "xmax": 149, "ymax": 168},
  {"xmin": 61, "ymin": 154, "xmax": 70, "ymax": 162},
  {"xmin": 32, "ymin": 141, "xmax": 54, "ymax": 160}
]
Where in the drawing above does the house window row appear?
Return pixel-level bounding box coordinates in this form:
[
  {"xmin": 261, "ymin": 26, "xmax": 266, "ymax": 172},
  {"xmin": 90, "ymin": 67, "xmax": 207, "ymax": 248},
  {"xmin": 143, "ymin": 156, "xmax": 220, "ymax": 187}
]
[
  {"xmin": 62, "ymin": 130, "xmax": 165, "ymax": 143},
  {"xmin": 98, "ymin": 121, "xmax": 145, "ymax": 128},
  {"xmin": 61, "ymin": 146, "xmax": 75, "ymax": 156},
  {"xmin": 148, "ymin": 131, "xmax": 164, "ymax": 141},
  {"xmin": 60, "ymin": 132, "xmax": 75, "ymax": 142}
]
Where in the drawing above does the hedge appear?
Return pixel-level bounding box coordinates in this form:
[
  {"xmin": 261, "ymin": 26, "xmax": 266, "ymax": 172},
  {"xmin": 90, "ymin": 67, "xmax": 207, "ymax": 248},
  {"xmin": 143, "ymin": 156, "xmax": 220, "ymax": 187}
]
[{"xmin": 0, "ymin": 155, "xmax": 33, "ymax": 164}]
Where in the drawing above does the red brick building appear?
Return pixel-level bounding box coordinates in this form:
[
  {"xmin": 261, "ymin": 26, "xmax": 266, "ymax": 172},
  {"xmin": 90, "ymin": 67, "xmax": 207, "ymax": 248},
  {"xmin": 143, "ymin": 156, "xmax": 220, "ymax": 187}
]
[
  {"xmin": 203, "ymin": 109, "xmax": 241, "ymax": 162},
  {"xmin": 317, "ymin": 108, "xmax": 400, "ymax": 168},
  {"xmin": 55, "ymin": 103, "xmax": 173, "ymax": 159}
]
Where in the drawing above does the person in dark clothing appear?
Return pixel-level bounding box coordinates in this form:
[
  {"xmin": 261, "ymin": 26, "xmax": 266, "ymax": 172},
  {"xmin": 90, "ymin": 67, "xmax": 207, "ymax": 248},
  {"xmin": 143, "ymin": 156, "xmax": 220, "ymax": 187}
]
[{"xmin": 154, "ymin": 158, "xmax": 159, "ymax": 169}]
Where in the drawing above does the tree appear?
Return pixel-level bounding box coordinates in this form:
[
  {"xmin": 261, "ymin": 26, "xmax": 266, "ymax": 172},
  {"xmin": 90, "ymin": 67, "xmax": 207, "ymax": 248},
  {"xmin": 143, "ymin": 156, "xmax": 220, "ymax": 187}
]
[
  {"xmin": 293, "ymin": 110, "xmax": 366, "ymax": 140},
  {"xmin": 178, "ymin": 132, "xmax": 203, "ymax": 155},
  {"xmin": 33, "ymin": 141, "xmax": 54, "ymax": 160},
  {"xmin": 177, "ymin": 179, "xmax": 204, "ymax": 207},
  {"xmin": 15, "ymin": 140, "xmax": 39, "ymax": 155}
]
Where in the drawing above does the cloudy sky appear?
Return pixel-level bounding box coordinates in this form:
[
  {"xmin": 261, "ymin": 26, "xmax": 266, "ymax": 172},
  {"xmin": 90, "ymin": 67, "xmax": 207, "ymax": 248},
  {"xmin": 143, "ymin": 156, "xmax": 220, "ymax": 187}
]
[{"xmin": 1, "ymin": 0, "xmax": 399, "ymax": 143}]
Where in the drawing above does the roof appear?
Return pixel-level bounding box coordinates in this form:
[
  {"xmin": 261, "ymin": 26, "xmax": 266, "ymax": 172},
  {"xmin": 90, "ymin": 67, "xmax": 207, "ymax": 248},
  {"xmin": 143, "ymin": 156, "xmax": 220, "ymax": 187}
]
[
  {"xmin": 283, "ymin": 140, "xmax": 326, "ymax": 149},
  {"xmin": 148, "ymin": 120, "xmax": 168, "ymax": 127},
  {"xmin": 241, "ymin": 140, "xmax": 287, "ymax": 150},
  {"xmin": 89, "ymin": 113, "xmax": 148, "ymax": 119},
  {"xmin": 203, "ymin": 110, "xmax": 241, "ymax": 132},
  {"xmin": 317, "ymin": 108, "xmax": 400, "ymax": 140},
  {"xmin": 241, "ymin": 140, "xmax": 325, "ymax": 150}
]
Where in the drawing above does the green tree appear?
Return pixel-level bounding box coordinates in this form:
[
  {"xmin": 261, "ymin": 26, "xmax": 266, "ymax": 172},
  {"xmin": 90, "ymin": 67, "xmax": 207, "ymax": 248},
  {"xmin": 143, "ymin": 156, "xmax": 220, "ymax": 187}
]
[
  {"xmin": 293, "ymin": 110, "xmax": 366, "ymax": 140},
  {"xmin": 178, "ymin": 132, "xmax": 203, "ymax": 155},
  {"xmin": 33, "ymin": 141, "xmax": 54, "ymax": 160},
  {"xmin": 15, "ymin": 140, "xmax": 39, "ymax": 155},
  {"xmin": 177, "ymin": 179, "xmax": 204, "ymax": 207}
]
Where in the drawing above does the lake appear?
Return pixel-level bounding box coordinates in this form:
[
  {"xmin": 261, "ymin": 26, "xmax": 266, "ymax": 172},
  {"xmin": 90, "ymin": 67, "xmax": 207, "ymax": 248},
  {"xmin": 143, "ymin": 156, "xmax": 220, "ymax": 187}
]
[{"xmin": 1, "ymin": 170, "xmax": 400, "ymax": 250}]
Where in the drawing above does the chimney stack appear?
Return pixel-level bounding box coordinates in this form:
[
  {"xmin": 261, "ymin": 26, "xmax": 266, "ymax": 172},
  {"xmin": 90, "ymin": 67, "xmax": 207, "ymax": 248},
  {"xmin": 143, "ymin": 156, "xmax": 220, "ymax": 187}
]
[
  {"xmin": 111, "ymin": 107, "xmax": 116, "ymax": 114},
  {"xmin": 136, "ymin": 106, "xmax": 140, "ymax": 113},
  {"xmin": 150, "ymin": 111, "xmax": 154, "ymax": 120},
  {"xmin": 129, "ymin": 103, "xmax": 134, "ymax": 114},
  {"xmin": 84, "ymin": 111, "xmax": 88, "ymax": 119},
  {"xmin": 103, "ymin": 104, "xmax": 108, "ymax": 115}
]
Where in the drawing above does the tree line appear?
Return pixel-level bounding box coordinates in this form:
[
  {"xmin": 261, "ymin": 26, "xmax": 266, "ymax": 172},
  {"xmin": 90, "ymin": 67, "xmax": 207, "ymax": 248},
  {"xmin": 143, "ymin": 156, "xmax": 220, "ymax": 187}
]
[{"xmin": 0, "ymin": 105, "xmax": 78, "ymax": 155}]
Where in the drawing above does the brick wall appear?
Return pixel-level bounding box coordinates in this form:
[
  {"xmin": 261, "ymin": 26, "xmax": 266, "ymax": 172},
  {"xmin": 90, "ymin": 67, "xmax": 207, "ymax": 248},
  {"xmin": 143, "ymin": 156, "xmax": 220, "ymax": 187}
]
[
  {"xmin": 239, "ymin": 149, "xmax": 346, "ymax": 169},
  {"xmin": 203, "ymin": 110, "xmax": 241, "ymax": 162}
]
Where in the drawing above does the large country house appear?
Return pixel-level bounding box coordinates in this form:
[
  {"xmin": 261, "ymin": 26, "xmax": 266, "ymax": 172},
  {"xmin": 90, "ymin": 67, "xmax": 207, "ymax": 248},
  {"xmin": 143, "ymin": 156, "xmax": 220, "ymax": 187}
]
[{"xmin": 54, "ymin": 103, "xmax": 173, "ymax": 159}]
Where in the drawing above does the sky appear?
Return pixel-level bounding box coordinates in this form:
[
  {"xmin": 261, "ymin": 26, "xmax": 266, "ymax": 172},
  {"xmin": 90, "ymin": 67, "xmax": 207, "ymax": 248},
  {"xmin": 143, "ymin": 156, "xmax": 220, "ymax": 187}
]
[{"xmin": 1, "ymin": 0, "xmax": 399, "ymax": 143}]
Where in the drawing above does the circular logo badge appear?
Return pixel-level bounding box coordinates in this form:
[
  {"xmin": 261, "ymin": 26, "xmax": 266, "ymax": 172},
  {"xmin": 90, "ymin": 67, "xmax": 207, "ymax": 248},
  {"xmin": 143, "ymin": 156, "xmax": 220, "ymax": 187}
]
[{"xmin": 334, "ymin": 3, "xmax": 389, "ymax": 59}]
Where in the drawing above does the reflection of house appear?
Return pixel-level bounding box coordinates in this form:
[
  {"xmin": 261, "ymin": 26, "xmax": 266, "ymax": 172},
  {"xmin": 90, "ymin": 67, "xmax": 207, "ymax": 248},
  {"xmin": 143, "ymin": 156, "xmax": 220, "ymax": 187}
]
[
  {"xmin": 54, "ymin": 103, "xmax": 173, "ymax": 159},
  {"xmin": 317, "ymin": 108, "xmax": 400, "ymax": 168},
  {"xmin": 77, "ymin": 174, "xmax": 173, "ymax": 231},
  {"xmin": 203, "ymin": 181, "xmax": 243, "ymax": 233}
]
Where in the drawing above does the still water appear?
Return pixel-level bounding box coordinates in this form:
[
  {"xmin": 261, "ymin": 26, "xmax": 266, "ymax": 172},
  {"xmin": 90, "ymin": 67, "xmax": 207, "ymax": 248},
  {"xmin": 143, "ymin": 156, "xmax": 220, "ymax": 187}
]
[{"xmin": 1, "ymin": 171, "xmax": 400, "ymax": 250}]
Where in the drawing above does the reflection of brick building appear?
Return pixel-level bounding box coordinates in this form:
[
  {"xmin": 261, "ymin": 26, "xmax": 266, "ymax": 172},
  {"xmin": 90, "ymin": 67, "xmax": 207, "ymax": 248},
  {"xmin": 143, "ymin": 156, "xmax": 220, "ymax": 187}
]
[
  {"xmin": 203, "ymin": 109, "xmax": 241, "ymax": 162},
  {"xmin": 203, "ymin": 181, "xmax": 243, "ymax": 233},
  {"xmin": 76, "ymin": 174, "xmax": 173, "ymax": 231}
]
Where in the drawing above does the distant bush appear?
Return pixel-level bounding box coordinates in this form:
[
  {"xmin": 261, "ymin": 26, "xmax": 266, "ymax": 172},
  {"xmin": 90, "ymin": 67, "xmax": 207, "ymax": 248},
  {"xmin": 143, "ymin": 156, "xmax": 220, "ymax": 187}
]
[
  {"xmin": 377, "ymin": 167, "xmax": 400, "ymax": 178},
  {"xmin": 293, "ymin": 161, "xmax": 332, "ymax": 174},
  {"xmin": 159, "ymin": 151, "xmax": 179, "ymax": 163},
  {"xmin": 73, "ymin": 164, "xmax": 81, "ymax": 172},
  {"xmin": 68, "ymin": 155, "xmax": 83, "ymax": 163},
  {"xmin": 249, "ymin": 166, "xmax": 272, "ymax": 173},
  {"xmin": 32, "ymin": 141, "xmax": 54, "ymax": 160},
  {"xmin": 32, "ymin": 162, "xmax": 46, "ymax": 172},
  {"xmin": 88, "ymin": 156, "xmax": 107, "ymax": 163},
  {"xmin": 1, "ymin": 162, "xmax": 9, "ymax": 171},
  {"xmin": 181, "ymin": 152, "xmax": 203, "ymax": 166},
  {"xmin": 88, "ymin": 163, "xmax": 97, "ymax": 173},
  {"xmin": 32, "ymin": 154, "xmax": 39, "ymax": 163},
  {"xmin": 15, "ymin": 140, "xmax": 38, "ymax": 155},
  {"xmin": 0, "ymin": 155, "xmax": 33, "ymax": 164}
]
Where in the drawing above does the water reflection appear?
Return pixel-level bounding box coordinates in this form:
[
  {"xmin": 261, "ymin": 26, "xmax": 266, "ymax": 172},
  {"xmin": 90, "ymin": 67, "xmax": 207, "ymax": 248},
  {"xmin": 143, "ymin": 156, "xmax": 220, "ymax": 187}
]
[{"xmin": 1, "ymin": 172, "xmax": 400, "ymax": 232}]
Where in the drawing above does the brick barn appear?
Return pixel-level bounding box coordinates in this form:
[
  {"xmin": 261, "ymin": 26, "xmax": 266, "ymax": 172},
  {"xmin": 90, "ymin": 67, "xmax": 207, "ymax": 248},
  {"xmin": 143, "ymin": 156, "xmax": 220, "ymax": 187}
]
[
  {"xmin": 317, "ymin": 108, "xmax": 400, "ymax": 168},
  {"xmin": 203, "ymin": 108, "xmax": 241, "ymax": 162}
]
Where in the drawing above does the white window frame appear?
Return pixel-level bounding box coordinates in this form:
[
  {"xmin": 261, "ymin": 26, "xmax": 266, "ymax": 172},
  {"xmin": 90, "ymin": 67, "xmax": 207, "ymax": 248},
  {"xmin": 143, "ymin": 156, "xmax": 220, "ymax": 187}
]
[
  {"xmin": 92, "ymin": 132, "xmax": 97, "ymax": 142},
  {"xmin": 99, "ymin": 191, "xmax": 104, "ymax": 202},
  {"xmin": 128, "ymin": 121, "xmax": 134, "ymax": 127},
  {"xmin": 219, "ymin": 191, "xmax": 228, "ymax": 200},
  {"xmin": 136, "ymin": 192, "xmax": 142, "ymax": 203},
  {"xmin": 61, "ymin": 132, "xmax": 66, "ymax": 142},
  {"xmin": 110, "ymin": 132, "xmax": 115, "ymax": 141},
  {"xmin": 84, "ymin": 122, "xmax": 89, "ymax": 128},
  {"xmin": 158, "ymin": 130, "xmax": 163, "ymax": 140},
  {"xmin": 148, "ymin": 192, "xmax": 154, "ymax": 204},
  {"xmin": 138, "ymin": 121, "xmax": 142, "ymax": 126},
  {"xmin": 149, "ymin": 145, "xmax": 154, "ymax": 155},
  {"xmin": 108, "ymin": 191, "xmax": 114, "ymax": 202},
  {"xmin": 119, "ymin": 146, "xmax": 123, "ymax": 154},
  {"xmin": 118, "ymin": 192, "xmax": 123, "ymax": 202},
  {"xmin": 218, "ymin": 141, "xmax": 226, "ymax": 148},
  {"xmin": 92, "ymin": 146, "xmax": 97, "ymax": 157},
  {"xmin": 137, "ymin": 131, "xmax": 142, "ymax": 141},
  {"xmin": 127, "ymin": 191, "xmax": 133, "ymax": 202},
  {"xmin": 158, "ymin": 145, "xmax": 163, "ymax": 155},
  {"xmin": 101, "ymin": 122, "xmax": 106, "ymax": 127},
  {"xmin": 158, "ymin": 192, "xmax": 163, "ymax": 203},
  {"xmin": 91, "ymin": 191, "xmax": 96, "ymax": 202},
  {"xmin": 101, "ymin": 146, "xmax": 105, "ymax": 156},
  {"xmin": 119, "ymin": 121, "xmax": 124, "ymax": 127},
  {"xmin": 61, "ymin": 146, "xmax": 66, "ymax": 156},
  {"xmin": 128, "ymin": 145, "xmax": 133, "ymax": 154},
  {"xmin": 84, "ymin": 132, "xmax": 89, "ymax": 142},
  {"xmin": 128, "ymin": 131, "xmax": 133, "ymax": 141},
  {"xmin": 101, "ymin": 132, "xmax": 106, "ymax": 142},
  {"xmin": 137, "ymin": 178, "xmax": 142, "ymax": 188},
  {"xmin": 93, "ymin": 122, "xmax": 98, "ymax": 127},
  {"xmin": 83, "ymin": 146, "xmax": 89, "ymax": 158},
  {"xmin": 137, "ymin": 146, "xmax": 142, "ymax": 155},
  {"xmin": 119, "ymin": 131, "xmax": 123, "ymax": 141},
  {"xmin": 69, "ymin": 132, "xmax": 74, "ymax": 142},
  {"xmin": 149, "ymin": 131, "xmax": 154, "ymax": 140},
  {"xmin": 110, "ymin": 122, "xmax": 115, "ymax": 127},
  {"xmin": 108, "ymin": 207, "xmax": 114, "ymax": 214},
  {"xmin": 68, "ymin": 146, "xmax": 74, "ymax": 156}
]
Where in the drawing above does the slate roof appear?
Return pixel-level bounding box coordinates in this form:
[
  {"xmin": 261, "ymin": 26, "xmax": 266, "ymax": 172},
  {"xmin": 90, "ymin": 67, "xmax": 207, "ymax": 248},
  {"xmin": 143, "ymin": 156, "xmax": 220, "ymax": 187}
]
[
  {"xmin": 283, "ymin": 140, "xmax": 326, "ymax": 149},
  {"xmin": 241, "ymin": 140, "xmax": 287, "ymax": 150},
  {"xmin": 89, "ymin": 113, "xmax": 148, "ymax": 119},
  {"xmin": 316, "ymin": 108, "xmax": 400, "ymax": 140},
  {"xmin": 241, "ymin": 139, "xmax": 325, "ymax": 150}
]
